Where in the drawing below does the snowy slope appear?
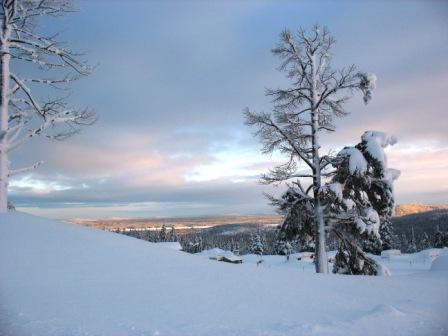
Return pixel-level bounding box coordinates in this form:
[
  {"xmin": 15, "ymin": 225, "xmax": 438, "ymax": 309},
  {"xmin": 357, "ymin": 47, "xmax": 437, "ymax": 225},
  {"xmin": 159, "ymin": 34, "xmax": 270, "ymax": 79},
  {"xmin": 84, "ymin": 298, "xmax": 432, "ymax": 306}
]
[{"xmin": 1, "ymin": 212, "xmax": 447, "ymax": 336}]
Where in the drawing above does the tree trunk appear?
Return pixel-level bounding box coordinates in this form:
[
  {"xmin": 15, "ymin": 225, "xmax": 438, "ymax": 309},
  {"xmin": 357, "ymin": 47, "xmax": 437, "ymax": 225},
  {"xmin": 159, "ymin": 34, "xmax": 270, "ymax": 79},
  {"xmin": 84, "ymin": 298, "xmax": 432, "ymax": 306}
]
[
  {"xmin": 0, "ymin": 24, "xmax": 11, "ymax": 213},
  {"xmin": 310, "ymin": 52, "xmax": 328, "ymax": 273},
  {"xmin": 313, "ymin": 195, "xmax": 328, "ymax": 273}
]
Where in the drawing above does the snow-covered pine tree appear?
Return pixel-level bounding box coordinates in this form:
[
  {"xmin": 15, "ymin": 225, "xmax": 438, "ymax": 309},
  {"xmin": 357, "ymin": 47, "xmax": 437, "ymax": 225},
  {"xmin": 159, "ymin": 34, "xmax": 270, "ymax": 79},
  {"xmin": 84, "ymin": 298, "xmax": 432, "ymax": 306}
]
[
  {"xmin": 379, "ymin": 218, "xmax": 397, "ymax": 250},
  {"xmin": 326, "ymin": 131, "xmax": 400, "ymax": 275},
  {"xmin": 159, "ymin": 224, "xmax": 167, "ymax": 242},
  {"xmin": 245, "ymin": 25, "xmax": 375, "ymax": 273},
  {"xmin": 433, "ymin": 227, "xmax": 446, "ymax": 248},
  {"xmin": 250, "ymin": 232, "xmax": 264, "ymax": 257},
  {"xmin": 268, "ymin": 187, "xmax": 315, "ymax": 253},
  {"xmin": 420, "ymin": 232, "xmax": 431, "ymax": 250},
  {"xmin": 231, "ymin": 239, "xmax": 240, "ymax": 256},
  {"xmin": 400, "ymin": 233, "xmax": 409, "ymax": 252},
  {"xmin": 273, "ymin": 239, "xmax": 292, "ymax": 256},
  {"xmin": 362, "ymin": 234, "xmax": 382, "ymax": 255},
  {"xmin": 0, "ymin": 0, "xmax": 95, "ymax": 212},
  {"xmin": 168, "ymin": 226, "xmax": 177, "ymax": 242},
  {"xmin": 406, "ymin": 226, "xmax": 417, "ymax": 253}
]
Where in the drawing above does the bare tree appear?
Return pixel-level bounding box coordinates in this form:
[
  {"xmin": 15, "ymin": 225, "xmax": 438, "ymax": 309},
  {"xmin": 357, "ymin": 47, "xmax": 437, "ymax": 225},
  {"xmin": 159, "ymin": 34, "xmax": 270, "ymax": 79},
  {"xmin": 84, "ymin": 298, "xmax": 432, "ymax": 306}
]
[
  {"xmin": 245, "ymin": 25, "xmax": 376, "ymax": 273},
  {"xmin": 0, "ymin": 0, "xmax": 95, "ymax": 212}
]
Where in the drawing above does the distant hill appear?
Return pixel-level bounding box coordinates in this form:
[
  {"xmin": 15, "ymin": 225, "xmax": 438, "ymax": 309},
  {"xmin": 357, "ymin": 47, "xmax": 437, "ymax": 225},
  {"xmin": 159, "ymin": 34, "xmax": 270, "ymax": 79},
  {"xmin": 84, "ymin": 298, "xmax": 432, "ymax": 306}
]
[
  {"xmin": 394, "ymin": 204, "xmax": 448, "ymax": 217},
  {"xmin": 392, "ymin": 208, "xmax": 448, "ymax": 237}
]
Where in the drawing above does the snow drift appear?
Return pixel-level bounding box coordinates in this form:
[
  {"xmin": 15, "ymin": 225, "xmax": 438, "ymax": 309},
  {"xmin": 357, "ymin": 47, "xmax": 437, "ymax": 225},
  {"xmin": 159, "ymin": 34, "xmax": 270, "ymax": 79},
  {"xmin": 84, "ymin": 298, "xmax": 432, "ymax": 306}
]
[{"xmin": 1, "ymin": 212, "xmax": 447, "ymax": 336}]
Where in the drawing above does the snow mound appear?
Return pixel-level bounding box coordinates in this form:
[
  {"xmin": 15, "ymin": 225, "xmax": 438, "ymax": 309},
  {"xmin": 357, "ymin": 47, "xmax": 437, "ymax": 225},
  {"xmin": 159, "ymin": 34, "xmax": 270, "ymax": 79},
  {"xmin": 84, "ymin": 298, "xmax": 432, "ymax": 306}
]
[
  {"xmin": 367, "ymin": 304, "xmax": 406, "ymax": 317},
  {"xmin": 376, "ymin": 263, "xmax": 392, "ymax": 276},
  {"xmin": 381, "ymin": 249, "xmax": 401, "ymax": 259},
  {"xmin": 197, "ymin": 247, "xmax": 237, "ymax": 258},
  {"xmin": 156, "ymin": 241, "xmax": 182, "ymax": 250},
  {"xmin": 430, "ymin": 255, "xmax": 448, "ymax": 272},
  {"xmin": 417, "ymin": 248, "xmax": 441, "ymax": 261}
]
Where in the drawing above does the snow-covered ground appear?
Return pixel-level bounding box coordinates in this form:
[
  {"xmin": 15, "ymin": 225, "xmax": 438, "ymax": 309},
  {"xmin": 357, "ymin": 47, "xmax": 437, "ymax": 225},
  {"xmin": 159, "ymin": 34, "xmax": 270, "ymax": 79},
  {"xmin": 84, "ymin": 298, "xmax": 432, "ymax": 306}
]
[
  {"xmin": 1, "ymin": 212, "xmax": 447, "ymax": 336},
  {"xmin": 198, "ymin": 247, "xmax": 445, "ymax": 276}
]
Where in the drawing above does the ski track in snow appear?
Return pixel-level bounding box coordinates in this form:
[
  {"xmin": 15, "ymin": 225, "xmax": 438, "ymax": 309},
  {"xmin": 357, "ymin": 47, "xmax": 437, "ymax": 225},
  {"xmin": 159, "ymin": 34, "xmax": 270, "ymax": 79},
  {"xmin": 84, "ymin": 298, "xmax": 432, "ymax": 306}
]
[{"xmin": 1, "ymin": 212, "xmax": 447, "ymax": 336}]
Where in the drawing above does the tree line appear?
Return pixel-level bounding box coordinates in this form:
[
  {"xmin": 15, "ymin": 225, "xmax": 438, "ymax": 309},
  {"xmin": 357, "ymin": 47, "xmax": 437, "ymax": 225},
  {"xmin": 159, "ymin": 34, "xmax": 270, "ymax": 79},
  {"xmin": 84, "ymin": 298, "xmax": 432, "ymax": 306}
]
[{"xmin": 113, "ymin": 224, "xmax": 448, "ymax": 256}]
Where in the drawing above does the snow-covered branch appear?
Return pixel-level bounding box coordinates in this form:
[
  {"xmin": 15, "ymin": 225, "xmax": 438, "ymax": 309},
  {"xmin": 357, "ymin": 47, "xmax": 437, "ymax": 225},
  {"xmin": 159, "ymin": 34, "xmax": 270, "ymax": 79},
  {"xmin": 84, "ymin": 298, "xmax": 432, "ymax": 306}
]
[{"xmin": 9, "ymin": 160, "xmax": 42, "ymax": 176}]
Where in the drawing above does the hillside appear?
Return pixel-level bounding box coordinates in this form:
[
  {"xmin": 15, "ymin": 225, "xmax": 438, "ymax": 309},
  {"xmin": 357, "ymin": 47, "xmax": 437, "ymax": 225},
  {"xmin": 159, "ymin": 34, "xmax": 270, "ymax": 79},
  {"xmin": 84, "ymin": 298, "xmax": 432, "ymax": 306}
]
[
  {"xmin": 394, "ymin": 204, "xmax": 448, "ymax": 217},
  {"xmin": 1, "ymin": 212, "xmax": 447, "ymax": 336},
  {"xmin": 392, "ymin": 209, "xmax": 448, "ymax": 237}
]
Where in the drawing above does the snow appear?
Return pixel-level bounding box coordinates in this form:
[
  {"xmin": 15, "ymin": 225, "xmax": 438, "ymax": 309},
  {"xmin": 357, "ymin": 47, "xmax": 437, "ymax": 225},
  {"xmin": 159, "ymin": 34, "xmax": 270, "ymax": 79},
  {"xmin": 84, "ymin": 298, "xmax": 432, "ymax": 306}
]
[
  {"xmin": 430, "ymin": 249, "xmax": 448, "ymax": 272},
  {"xmin": 324, "ymin": 182, "xmax": 344, "ymax": 201},
  {"xmin": 356, "ymin": 217, "xmax": 367, "ymax": 234},
  {"xmin": 375, "ymin": 263, "xmax": 392, "ymax": 277},
  {"xmin": 338, "ymin": 147, "xmax": 367, "ymax": 175},
  {"xmin": 385, "ymin": 168, "xmax": 401, "ymax": 183},
  {"xmin": 156, "ymin": 241, "xmax": 182, "ymax": 251},
  {"xmin": 381, "ymin": 250, "xmax": 402, "ymax": 259},
  {"xmin": 354, "ymin": 208, "xmax": 380, "ymax": 236},
  {"xmin": 1, "ymin": 212, "xmax": 448, "ymax": 336},
  {"xmin": 361, "ymin": 131, "xmax": 398, "ymax": 169},
  {"xmin": 343, "ymin": 198, "xmax": 355, "ymax": 210},
  {"xmin": 365, "ymin": 207, "xmax": 381, "ymax": 236}
]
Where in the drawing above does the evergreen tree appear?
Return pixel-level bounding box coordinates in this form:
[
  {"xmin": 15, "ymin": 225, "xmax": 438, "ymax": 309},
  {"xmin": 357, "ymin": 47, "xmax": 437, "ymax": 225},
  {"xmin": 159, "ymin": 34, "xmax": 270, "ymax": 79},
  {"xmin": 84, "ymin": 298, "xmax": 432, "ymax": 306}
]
[
  {"xmin": 269, "ymin": 187, "xmax": 315, "ymax": 252},
  {"xmin": 231, "ymin": 240, "xmax": 240, "ymax": 256},
  {"xmin": 274, "ymin": 239, "xmax": 292, "ymax": 257},
  {"xmin": 363, "ymin": 235, "xmax": 382, "ymax": 255},
  {"xmin": 433, "ymin": 229, "xmax": 445, "ymax": 248},
  {"xmin": 379, "ymin": 219, "xmax": 397, "ymax": 250},
  {"xmin": 400, "ymin": 233, "xmax": 409, "ymax": 252},
  {"xmin": 333, "ymin": 237, "xmax": 380, "ymax": 275},
  {"xmin": 250, "ymin": 232, "xmax": 264, "ymax": 256},
  {"xmin": 159, "ymin": 225, "xmax": 167, "ymax": 242},
  {"xmin": 168, "ymin": 226, "xmax": 177, "ymax": 242},
  {"xmin": 407, "ymin": 227, "xmax": 417, "ymax": 253},
  {"xmin": 328, "ymin": 131, "xmax": 400, "ymax": 275},
  {"xmin": 420, "ymin": 232, "xmax": 431, "ymax": 250}
]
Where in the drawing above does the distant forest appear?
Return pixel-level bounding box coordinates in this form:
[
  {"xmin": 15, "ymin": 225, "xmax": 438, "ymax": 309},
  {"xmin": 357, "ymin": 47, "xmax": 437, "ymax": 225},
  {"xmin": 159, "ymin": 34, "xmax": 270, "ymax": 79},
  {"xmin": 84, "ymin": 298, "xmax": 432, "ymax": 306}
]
[{"xmin": 117, "ymin": 209, "xmax": 448, "ymax": 255}]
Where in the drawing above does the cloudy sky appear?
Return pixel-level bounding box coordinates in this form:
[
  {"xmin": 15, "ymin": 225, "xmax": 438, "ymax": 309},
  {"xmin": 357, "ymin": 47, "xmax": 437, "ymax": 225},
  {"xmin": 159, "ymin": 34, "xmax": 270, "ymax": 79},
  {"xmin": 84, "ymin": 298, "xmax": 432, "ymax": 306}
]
[{"xmin": 10, "ymin": 0, "xmax": 448, "ymax": 219}]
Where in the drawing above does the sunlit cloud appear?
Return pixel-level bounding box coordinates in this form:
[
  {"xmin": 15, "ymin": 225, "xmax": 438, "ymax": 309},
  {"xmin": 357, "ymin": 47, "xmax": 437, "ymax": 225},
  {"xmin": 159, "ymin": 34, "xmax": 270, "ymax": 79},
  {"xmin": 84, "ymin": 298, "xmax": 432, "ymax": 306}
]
[
  {"xmin": 10, "ymin": 176, "xmax": 73, "ymax": 195},
  {"xmin": 185, "ymin": 148, "xmax": 282, "ymax": 183}
]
